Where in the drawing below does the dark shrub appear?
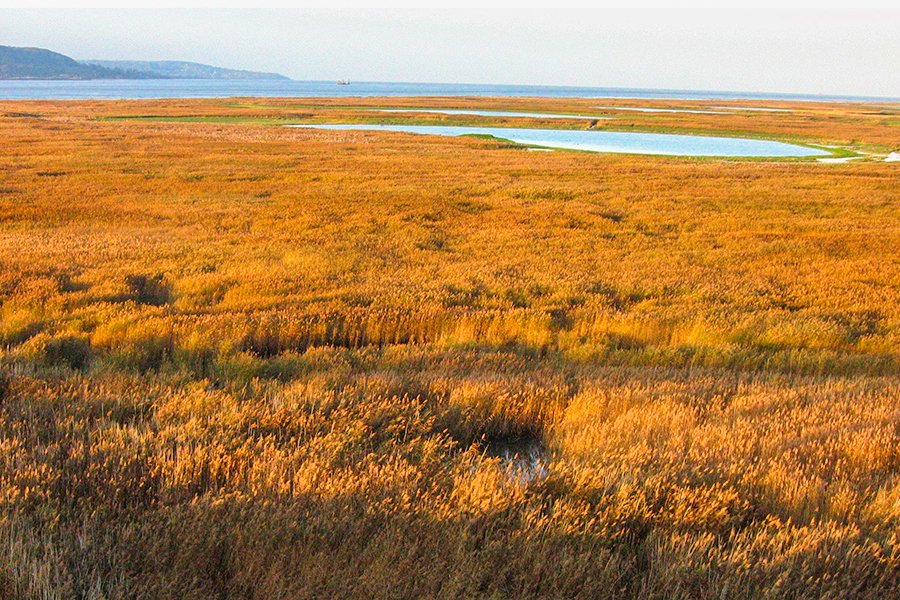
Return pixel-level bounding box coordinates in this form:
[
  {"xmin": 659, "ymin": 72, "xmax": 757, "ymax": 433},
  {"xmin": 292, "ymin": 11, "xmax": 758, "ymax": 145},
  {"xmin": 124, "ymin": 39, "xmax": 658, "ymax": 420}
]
[
  {"xmin": 0, "ymin": 373, "xmax": 9, "ymax": 404},
  {"xmin": 112, "ymin": 334, "xmax": 176, "ymax": 373},
  {"xmin": 125, "ymin": 274, "xmax": 171, "ymax": 306},
  {"xmin": 44, "ymin": 336, "xmax": 93, "ymax": 371}
]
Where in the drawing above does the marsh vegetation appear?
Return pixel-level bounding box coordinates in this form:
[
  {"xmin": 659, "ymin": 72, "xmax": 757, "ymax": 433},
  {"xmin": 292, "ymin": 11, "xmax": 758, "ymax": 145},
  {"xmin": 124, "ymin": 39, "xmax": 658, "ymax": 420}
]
[{"xmin": 1, "ymin": 97, "xmax": 899, "ymax": 599}]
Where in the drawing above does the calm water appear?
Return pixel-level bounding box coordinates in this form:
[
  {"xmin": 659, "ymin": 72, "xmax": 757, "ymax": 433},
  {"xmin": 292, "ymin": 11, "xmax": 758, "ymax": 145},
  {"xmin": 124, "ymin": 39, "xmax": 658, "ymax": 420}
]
[
  {"xmin": 594, "ymin": 105, "xmax": 795, "ymax": 114},
  {"xmin": 369, "ymin": 109, "xmax": 610, "ymax": 119},
  {"xmin": 593, "ymin": 106, "xmax": 722, "ymax": 115},
  {"xmin": 292, "ymin": 124, "xmax": 830, "ymax": 158},
  {"xmin": 1, "ymin": 79, "xmax": 897, "ymax": 102},
  {"xmin": 711, "ymin": 106, "xmax": 794, "ymax": 112}
]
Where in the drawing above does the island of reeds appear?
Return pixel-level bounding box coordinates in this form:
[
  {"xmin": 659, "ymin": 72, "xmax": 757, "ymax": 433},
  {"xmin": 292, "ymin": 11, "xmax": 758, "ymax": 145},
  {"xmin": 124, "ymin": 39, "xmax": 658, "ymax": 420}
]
[{"xmin": 1, "ymin": 97, "xmax": 900, "ymax": 599}]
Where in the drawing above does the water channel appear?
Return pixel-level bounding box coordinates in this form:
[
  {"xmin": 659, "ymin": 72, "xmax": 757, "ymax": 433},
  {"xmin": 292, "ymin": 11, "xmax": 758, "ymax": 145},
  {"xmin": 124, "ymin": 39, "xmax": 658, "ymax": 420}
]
[{"xmin": 293, "ymin": 124, "xmax": 830, "ymax": 157}]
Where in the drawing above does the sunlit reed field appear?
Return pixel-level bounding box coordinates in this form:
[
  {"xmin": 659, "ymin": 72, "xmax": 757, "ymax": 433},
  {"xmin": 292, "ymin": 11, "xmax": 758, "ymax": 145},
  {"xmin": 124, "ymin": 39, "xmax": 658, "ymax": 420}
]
[{"xmin": 1, "ymin": 97, "xmax": 900, "ymax": 599}]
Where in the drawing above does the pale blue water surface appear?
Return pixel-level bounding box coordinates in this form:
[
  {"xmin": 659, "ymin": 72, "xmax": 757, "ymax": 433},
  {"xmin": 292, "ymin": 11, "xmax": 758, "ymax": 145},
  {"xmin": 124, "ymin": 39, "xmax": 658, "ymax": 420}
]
[
  {"xmin": 593, "ymin": 106, "xmax": 722, "ymax": 114},
  {"xmin": 369, "ymin": 109, "xmax": 609, "ymax": 119},
  {"xmin": 1, "ymin": 79, "xmax": 897, "ymax": 102},
  {"xmin": 711, "ymin": 106, "xmax": 794, "ymax": 112},
  {"xmin": 292, "ymin": 124, "xmax": 829, "ymax": 157}
]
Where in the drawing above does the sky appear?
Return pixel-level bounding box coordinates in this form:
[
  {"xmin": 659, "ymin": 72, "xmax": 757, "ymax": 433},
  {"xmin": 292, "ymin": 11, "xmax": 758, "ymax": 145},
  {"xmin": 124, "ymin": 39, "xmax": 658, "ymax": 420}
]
[{"xmin": 1, "ymin": 5, "xmax": 900, "ymax": 97}]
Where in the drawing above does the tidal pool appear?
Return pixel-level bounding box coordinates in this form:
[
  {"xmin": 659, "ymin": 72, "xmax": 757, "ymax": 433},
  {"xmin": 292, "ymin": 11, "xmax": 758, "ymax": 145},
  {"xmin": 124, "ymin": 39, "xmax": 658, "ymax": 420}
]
[
  {"xmin": 594, "ymin": 105, "xmax": 793, "ymax": 114},
  {"xmin": 293, "ymin": 124, "xmax": 830, "ymax": 157},
  {"xmin": 368, "ymin": 108, "xmax": 609, "ymax": 119},
  {"xmin": 484, "ymin": 438, "xmax": 548, "ymax": 484},
  {"xmin": 593, "ymin": 105, "xmax": 722, "ymax": 114},
  {"xmin": 712, "ymin": 106, "xmax": 793, "ymax": 112}
]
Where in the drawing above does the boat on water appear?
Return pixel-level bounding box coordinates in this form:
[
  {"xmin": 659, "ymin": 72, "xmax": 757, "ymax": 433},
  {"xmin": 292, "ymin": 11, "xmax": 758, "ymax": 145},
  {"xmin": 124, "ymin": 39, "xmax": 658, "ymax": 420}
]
[{"xmin": 337, "ymin": 79, "xmax": 350, "ymax": 85}]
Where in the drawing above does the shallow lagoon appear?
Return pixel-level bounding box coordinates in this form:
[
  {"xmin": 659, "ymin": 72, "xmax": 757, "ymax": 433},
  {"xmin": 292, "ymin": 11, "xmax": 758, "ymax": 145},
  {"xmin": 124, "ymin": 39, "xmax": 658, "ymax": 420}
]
[
  {"xmin": 712, "ymin": 106, "xmax": 793, "ymax": 112},
  {"xmin": 593, "ymin": 105, "xmax": 722, "ymax": 114},
  {"xmin": 368, "ymin": 108, "xmax": 609, "ymax": 120},
  {"xmin": 594, "ymin": 105, "xmax": 794, "ymax": 114},
  {"xmin": 294, "ymin": 124, "xmax": 830, "ymax": 157}
]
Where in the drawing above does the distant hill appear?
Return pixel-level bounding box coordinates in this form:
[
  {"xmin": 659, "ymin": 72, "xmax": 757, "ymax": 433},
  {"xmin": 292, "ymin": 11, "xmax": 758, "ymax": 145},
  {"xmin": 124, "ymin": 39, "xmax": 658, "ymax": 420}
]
[
  {"xmin": 83, "ymin": 60, "xmax": 290, "ymax": 80},
  {"xmin": 0, "ymin": 45, "xmax": 152, "ymax": 80},
  {"xmin": 0, "ymin": 45, "xmax": 291, "ymax": 81}
]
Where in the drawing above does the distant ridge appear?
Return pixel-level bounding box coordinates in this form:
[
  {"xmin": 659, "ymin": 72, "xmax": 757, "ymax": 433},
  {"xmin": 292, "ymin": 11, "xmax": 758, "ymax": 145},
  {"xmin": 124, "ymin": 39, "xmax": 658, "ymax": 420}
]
[
  {"xmin": 83, "ymin": 60, "xmax": 290, "ymax": 81},
  {"xmin": 0, "ymin": 45, "xmax": 290, "ymax": 81},
  {"xmin": 0, "ymin": 45, "xmax": 152, "ymax": 80}
]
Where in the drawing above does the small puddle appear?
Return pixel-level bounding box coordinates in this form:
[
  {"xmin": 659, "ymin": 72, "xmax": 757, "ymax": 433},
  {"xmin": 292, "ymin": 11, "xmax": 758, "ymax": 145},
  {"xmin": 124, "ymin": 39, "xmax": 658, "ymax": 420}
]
[
  {"xmin": 817, "ymin": 156, "xmax": 862, "ymax": 164},
  {"xmin": 484, "ymin": 437, "xmax": 548, "ymax": 483}
]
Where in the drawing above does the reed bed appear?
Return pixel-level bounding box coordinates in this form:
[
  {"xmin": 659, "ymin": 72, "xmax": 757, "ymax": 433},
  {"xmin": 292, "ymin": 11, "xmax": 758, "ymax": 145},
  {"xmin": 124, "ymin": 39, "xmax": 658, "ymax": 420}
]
[{"xmin": 0, "ymin": 98, "xmax": 899, "ymax": 598}]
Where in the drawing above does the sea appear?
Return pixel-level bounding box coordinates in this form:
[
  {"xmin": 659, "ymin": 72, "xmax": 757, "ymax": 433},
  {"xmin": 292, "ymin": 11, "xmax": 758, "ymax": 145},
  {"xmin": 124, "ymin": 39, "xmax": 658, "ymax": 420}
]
[{"xmin": 0, "ymin": 79, "xmax": 897, "ymax": 103}]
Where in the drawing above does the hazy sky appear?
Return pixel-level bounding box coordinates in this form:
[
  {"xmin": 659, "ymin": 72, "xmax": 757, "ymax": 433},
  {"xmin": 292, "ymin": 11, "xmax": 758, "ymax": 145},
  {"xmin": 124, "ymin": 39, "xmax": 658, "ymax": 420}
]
[{"xmin": 2, "ymin": 6, "xmax": 900, "ymax": 97}]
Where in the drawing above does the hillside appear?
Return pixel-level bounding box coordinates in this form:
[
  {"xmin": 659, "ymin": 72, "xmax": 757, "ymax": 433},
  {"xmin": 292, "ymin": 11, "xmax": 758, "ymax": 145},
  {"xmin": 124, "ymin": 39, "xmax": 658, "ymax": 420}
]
[
  {"xmin": 0, "ymin": 45, "xmax": 150, "ymax": 80},
  {"xmin": 0, "ymin": 45, "xmax": 290, "ymax": 81},
  {"xmin": 84, "ymin": 59, "xmax": 290, "ymax": 80}
]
